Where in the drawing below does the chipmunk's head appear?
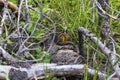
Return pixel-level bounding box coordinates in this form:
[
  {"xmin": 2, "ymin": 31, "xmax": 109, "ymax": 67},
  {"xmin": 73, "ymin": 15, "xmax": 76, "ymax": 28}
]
[{"xmin": 59, "ymin": 33, "xmax": 70, "ymax": 42}]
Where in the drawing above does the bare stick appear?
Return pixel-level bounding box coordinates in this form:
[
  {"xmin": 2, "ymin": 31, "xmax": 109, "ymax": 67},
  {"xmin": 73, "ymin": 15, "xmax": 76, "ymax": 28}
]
[{"xmin": 0, "ymin": 46, "xmax": 18, "ymax": 62}]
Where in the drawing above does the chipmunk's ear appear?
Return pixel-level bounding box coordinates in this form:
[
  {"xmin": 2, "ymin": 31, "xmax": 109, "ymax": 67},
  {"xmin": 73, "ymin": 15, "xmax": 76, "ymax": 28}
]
[{"xmin": 0, "ymin": 0, "xmax": 18, "ymax": 11}]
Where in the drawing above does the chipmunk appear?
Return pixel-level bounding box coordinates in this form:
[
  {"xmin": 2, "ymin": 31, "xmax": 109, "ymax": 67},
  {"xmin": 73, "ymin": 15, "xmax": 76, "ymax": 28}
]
[{"xmin": 50, "ymin": 33, "xmax": 84, "ymax": 64}]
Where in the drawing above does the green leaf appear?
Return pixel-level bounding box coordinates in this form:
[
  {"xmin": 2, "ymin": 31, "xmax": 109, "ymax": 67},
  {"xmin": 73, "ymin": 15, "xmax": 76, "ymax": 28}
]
[
  {"xmin": 33, "ymin": 29, "xmax": 44, "ymax": 38},
  {"xmin": 7, "ymin": 39, "xmax": 14, "ymax": 44}
]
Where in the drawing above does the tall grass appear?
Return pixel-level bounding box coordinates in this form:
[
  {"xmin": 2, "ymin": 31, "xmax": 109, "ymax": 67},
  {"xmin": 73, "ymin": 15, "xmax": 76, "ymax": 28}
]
[{"xmin": 8, "ymin": 0, "xmax": 120, "ymax": 79}]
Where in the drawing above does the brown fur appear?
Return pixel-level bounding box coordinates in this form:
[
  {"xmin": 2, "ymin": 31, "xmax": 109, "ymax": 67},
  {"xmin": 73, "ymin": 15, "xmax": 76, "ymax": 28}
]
[{"xmin": 0, "ymin": 0, "xmax": 17, "ymax": 11}]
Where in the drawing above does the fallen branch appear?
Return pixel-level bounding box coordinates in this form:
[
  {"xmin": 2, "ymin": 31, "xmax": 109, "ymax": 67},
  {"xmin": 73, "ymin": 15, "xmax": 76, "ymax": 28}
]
[
  {"xmin": 0, "ymin": 63, "xmax": 106, "ymax": 80},
  {"xmin": 78, "ymin": 27, "xmax": 120, "ymax": 78}
]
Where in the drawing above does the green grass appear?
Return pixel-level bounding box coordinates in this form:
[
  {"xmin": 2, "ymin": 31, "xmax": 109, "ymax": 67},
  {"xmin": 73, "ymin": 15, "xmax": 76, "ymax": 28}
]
[{"xmin": 5, "ymin": 0, "xmax": 120, "ymax": 80}]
